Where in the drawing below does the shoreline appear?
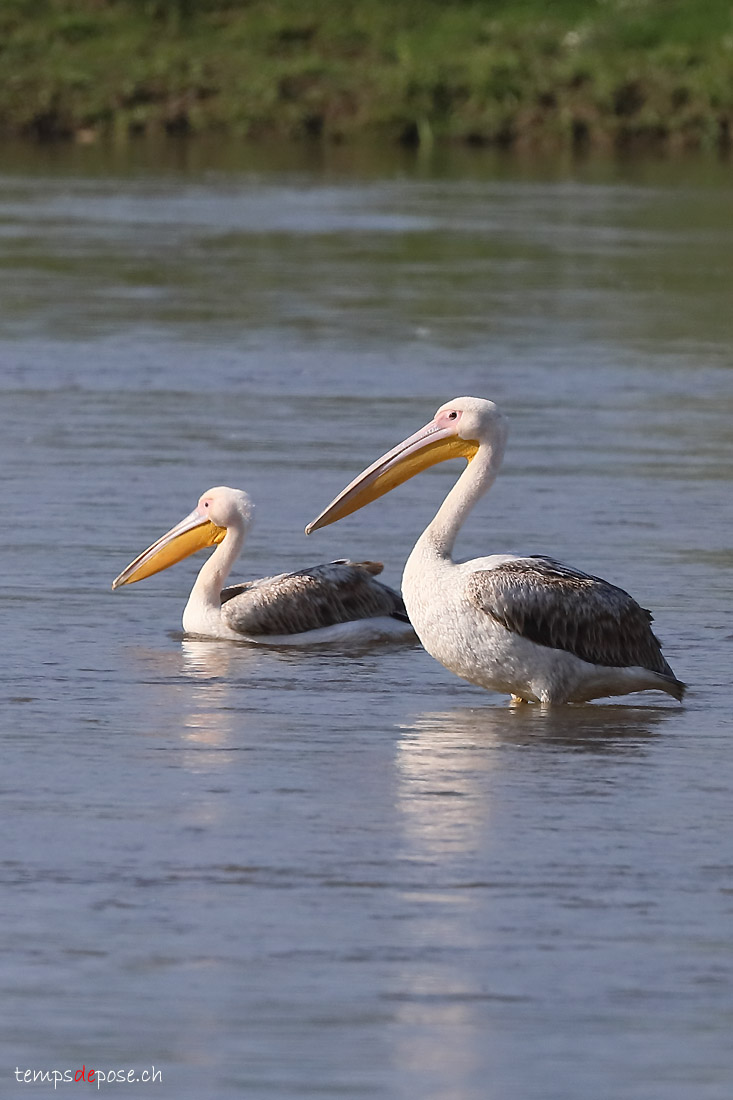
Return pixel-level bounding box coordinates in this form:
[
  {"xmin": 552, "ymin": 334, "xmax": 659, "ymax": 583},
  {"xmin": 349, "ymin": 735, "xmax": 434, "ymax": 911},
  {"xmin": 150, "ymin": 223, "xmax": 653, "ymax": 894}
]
[{"xmin": 2, "ymin": 1, "xmax": 733, "ymax": 153}]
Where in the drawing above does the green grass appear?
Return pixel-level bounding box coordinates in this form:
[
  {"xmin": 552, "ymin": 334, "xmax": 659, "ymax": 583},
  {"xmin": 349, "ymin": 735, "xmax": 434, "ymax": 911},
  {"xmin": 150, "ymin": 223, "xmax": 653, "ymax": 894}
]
[{"xmin": 2, "ymin": 0, "xmax": 733, "ymax": 150}]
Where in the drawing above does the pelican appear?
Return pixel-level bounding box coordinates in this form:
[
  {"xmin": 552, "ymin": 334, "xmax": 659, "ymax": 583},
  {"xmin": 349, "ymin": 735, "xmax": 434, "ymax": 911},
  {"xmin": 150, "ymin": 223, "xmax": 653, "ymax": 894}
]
[
  {"xmin": 306, "ymin": 397, "xmax": 685, "ymax": 704},
  {"xmin": 112, "ymin": 486, "xmax": 413, "ymax": 644}
]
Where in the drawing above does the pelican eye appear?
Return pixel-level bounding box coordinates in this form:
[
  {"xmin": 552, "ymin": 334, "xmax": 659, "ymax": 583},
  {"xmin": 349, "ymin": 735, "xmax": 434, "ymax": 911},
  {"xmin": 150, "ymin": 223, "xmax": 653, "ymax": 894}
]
[{"xmin": 447, "ymin": 410, "xmax": 458, "ymax": 420}]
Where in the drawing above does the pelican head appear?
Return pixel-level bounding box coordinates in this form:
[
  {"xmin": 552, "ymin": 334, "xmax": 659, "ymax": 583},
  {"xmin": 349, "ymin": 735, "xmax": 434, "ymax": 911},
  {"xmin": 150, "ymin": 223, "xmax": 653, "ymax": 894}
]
[
  {"xmin": 306, "ymin": 397, "xmax": 507, "ymax": 534},
  {"xmin": 112, "ymin": 486, "xmax": 255, "ymax": 588}
]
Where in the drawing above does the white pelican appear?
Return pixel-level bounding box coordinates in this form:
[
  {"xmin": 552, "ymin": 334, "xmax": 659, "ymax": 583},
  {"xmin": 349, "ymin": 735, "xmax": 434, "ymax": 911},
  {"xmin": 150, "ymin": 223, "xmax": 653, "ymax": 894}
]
[
  {"xmin": 306, "ymin": 397, "xmax": 685, "ymax": 704},
  {"xmin": 112, "ymin": 486, "xmax": 413, "ymax": 644}
]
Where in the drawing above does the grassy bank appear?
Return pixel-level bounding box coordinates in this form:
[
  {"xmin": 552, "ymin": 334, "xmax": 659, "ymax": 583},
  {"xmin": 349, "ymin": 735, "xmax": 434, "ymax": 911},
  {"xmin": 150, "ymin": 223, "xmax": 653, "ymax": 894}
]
[{"xmin": 2, "ymin": 0, "xmax": 733, "ymax": 151}]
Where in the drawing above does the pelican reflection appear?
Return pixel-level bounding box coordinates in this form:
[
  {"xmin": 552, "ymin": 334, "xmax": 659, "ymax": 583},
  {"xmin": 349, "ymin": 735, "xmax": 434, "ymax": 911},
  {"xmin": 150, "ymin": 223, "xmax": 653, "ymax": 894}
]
[
  {"xmin": 395, "ymin": 702, "xmax": 672, "ymax": 860},
  {"xmin": 404, "ymin": 702, "xmax": 672, "ymax": 752}
]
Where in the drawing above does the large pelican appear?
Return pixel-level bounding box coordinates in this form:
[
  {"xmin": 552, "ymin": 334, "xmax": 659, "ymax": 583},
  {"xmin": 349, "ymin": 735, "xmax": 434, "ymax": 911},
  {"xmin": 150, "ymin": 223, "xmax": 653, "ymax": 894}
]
[
  {"xmin": 112, "ymin": 486, "xmax": 413, "ymax": 644},
  {"xmin": 306, "ymin": 397, "xmax": 685, "ymax": 704}
]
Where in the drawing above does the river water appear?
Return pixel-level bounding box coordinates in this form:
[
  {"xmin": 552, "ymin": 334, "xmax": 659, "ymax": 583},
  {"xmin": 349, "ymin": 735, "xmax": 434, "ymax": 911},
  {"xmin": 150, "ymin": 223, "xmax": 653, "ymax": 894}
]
[{"xmin": 1, "ymin": 142, "xmax": 731, "ymax": 1098}]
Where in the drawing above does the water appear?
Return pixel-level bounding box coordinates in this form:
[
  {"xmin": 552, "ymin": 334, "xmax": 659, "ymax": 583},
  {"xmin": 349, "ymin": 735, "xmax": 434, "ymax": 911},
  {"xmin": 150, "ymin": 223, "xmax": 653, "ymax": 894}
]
[{"xmin": 1, "ymin": 142, "xmax": 732, "ymax": 1098}]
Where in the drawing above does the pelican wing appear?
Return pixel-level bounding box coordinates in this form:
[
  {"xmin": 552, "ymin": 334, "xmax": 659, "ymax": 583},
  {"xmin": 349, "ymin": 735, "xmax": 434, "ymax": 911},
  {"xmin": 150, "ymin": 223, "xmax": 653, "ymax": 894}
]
[
  {"xmin": 219, "ymin": 560, "xmax": 409, "ymax": 637},
  {"xmin": 467, "ymin": 556, "xmax": 678, "ymax": 676}
]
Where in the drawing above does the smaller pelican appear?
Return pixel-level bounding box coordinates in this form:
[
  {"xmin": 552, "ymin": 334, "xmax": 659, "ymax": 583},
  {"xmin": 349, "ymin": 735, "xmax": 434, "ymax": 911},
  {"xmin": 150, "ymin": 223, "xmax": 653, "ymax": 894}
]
[
  {"xmin": 112, "ymin": 486, "xmax": 413, "ymax": 644},
  {"xmin": 306, "ymin": 397, "xmax": 685, "ymax": 704}
]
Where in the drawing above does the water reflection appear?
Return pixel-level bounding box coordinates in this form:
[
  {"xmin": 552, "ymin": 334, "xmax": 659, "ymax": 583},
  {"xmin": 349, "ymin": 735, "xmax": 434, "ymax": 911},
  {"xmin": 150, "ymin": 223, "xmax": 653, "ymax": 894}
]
[
  {"xmin": 394, "ymin": 702, "xmax": 673, "ymax": 862},
  {"xmin": 125, "ymin": 640, "xmax": 250, "ymax": 772},
  {"xmin": 404, "ymin": 701, "xmax": 673, "ymax": 751},
  {"xmin": 178, "ymin": 640, "xmax": 238, "ymax": 767},
  {"xmin": 395, "ymin": 713, "xmax": 496, "ymax": 863},
  {"xmin": 180, "ymin": 637, "xmax": 237, "ymax": 682},
  {"xmin": 387, "ymin": 699, "xmax": 681, "ymax": 1095}
]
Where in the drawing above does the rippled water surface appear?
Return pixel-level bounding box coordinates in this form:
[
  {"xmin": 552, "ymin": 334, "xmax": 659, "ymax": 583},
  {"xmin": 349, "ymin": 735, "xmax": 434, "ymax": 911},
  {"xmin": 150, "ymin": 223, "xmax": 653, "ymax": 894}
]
[{"xmin": 1, "ymin": 143, "xmax": 732, "ymax": 1098}]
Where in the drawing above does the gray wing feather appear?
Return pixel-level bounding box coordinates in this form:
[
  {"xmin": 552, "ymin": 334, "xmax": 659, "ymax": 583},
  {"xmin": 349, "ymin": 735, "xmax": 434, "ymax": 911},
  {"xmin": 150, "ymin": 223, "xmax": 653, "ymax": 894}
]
[
  {"xmin": 220, "ymin": 560, "xmax": 408, "ymax": 636},
  {"xmin": 466, "ymin": 556, "xmax": 678, "ymax": 675}
]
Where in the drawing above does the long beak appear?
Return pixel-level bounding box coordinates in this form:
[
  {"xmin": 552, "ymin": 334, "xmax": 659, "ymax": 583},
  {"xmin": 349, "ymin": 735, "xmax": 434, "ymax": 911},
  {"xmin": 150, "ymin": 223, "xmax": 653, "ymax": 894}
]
[
  {"xmin": 112, "ymin": 509, "xmax": 227, "ymax": 589},
  {"xmin": 306, "ymin": 418, "xmax": 478, "ymax": 534}
]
